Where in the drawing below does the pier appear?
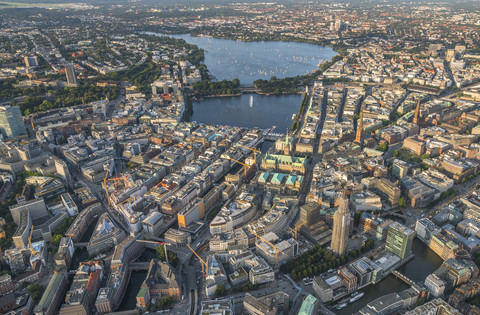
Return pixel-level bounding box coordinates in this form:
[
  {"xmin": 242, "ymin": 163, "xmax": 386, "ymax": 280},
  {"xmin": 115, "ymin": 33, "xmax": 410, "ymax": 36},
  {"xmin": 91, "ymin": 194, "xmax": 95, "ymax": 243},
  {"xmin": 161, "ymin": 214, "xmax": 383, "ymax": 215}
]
[{"xmin": 264, "ymin": 132, "xmax": 284, "ymax": 141}]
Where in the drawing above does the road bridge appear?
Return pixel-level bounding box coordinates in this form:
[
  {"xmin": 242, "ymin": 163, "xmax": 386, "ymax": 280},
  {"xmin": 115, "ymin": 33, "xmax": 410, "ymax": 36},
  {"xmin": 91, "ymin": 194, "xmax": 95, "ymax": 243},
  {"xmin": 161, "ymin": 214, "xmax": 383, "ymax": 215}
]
[
  {"xmin": 239, "ymin": 84, "xmax": 261, "ymax": 93},
  {"xmin": 129, "ymin": 262, "xmax": 150, "ymax": 270},
  {"xmin": 391, "ymin": 270, "xmax": 425, "ymax": 294}
]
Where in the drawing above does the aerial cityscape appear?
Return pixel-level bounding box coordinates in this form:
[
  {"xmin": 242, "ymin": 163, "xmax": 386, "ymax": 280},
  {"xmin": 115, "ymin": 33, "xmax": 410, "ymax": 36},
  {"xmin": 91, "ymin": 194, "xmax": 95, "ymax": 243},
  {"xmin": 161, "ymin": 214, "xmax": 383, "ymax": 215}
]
[{"xmin": 1, "ymin": 0, "xmax": 480, "ymax": 314}]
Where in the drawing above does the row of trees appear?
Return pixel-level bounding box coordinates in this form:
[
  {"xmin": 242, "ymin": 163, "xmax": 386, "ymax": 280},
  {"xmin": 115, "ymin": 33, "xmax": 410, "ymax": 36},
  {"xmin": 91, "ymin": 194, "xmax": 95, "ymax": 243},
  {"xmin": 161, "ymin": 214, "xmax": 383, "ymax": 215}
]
[
  {"xmin": 156, "ymin": 245, "xmax": 179, "ymax": 268},
  {"xmin": 231, "ymin": 282, "xmax": 259, "ymax": 293},
  {"xmin": 254, "ymin": 76, "xmax": 303, "ymax": 95},
  {"xmin": 50, "ymin": 216, "xmax": 77, "ymax": 249},
  {"xmin": 392, "ymin": 148, "xmax": 429, "ymax": 165},
  {"xmin": 0, "ymin": 171, "xmax": 43, "ymax": 251},
  {"xmin": 103, "ymin": 61, "xmax": 163, "ymax": 96},
  {"xmin": 280, "ymin": 240, "xmax": 375, "ymax": 281},
  {"xmin": 193, "ymin": 79, "xmax": 240, "ymax": 97},
  {"xmin": 215, "ymin": 283, "xmax": 226, "ymax": 296},
  {"xmin": 290, "ymin": 93, "xmax": 309, "ymax": 132},
  {"xmin": 1, "ymin": 78, "xmax": 119, "ymax": 115},
  {"xmin": 252, "ymin": 54, "xmax": 344, "ymax": 95}
]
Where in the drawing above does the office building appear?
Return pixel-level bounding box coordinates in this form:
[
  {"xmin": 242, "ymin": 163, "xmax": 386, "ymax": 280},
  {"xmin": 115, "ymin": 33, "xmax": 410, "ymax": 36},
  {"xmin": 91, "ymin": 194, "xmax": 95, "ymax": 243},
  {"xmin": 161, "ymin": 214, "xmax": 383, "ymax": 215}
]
[
  {"xmin": 424, "ymin": 274, "xmax": 446, "ymax": 297},
  {"xmin": 299, "ymin": 202, "xmax": 320, "ymax": 226},
  {"xmin": 65, "ymin": 64, "xmax": 77, "ymax": 86},
  {"xmin": 142, "ymin": 212, "xmax": 164, "ymax": 237},
  {"xmin": 200, "ymin": 299, "xmax": 234, "ymax": 315},
  {"xmin": 34, "ymin": 267, "xmax": 68, "ymax": 315},
  {"xmin": 0, "ymin": 274, "xmax": 14, "ymax": 295},
  {"xmin": 55, "ymin": 159, "xmax": 72, "ymax": 185},
  {"xmin": 10, "ymin": 198, "xmax": 48, "ymax": 224},
  {"xmin": 244, "ymin": 291, "xmax": 289, "ymax": 315},
  {"xmin": 248, "ymin": 257, "xmax": 275, "ymax": 285},
  {"xmin": 0, "ymin": 105, "xmax": 27, "ymax": 139},
  {"xmin": 59, "ymin": 261, "xmax": 103, "ymax": 315},
  {"xmin": 392, "ymin": 159, "xmax": 411, "ymax": 179},
  {"xmin": 349, "ymin": 257, "xmax": 382, "ymax": 286},
  {"xmin": 13, "ymin": 209, "xmax": 31, "ymax": 248},
  {"xmin": 331, "ymin": 195, "xmax": 351, "ymax": 256},
  {"xmin": 405, "ymin": 298, "xmax": 461, "ymax": 315},
  {"xmin": 385, "ymin": 222, "xmax": 415, "ymax": 260}
]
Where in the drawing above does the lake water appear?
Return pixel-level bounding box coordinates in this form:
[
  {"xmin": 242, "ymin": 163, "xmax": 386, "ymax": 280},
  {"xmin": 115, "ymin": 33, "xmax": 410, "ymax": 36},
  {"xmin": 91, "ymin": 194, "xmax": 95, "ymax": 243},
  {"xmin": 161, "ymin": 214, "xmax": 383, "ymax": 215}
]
[
  {"xmin": 191, "ymin": 94, "xmax": 301, "ymax": 132},
  {"xmin": 151, "ymin": 33, "xmax": 337, "ymax": 83}
]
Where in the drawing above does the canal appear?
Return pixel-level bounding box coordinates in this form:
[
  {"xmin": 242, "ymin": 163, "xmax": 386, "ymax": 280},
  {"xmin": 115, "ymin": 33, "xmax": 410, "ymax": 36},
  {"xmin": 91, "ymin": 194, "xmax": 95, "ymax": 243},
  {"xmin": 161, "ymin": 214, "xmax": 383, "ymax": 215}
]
[
  {"xmin": 117, "ymin": 248, "xmax": 157, "ymax": 311},
  {"xmin": 70, "ymin": 217, "xmax": 99, "ymax": 270},
  {"xmin": 337, "ymin": 238, "xmax": 443, "ymax": 315},
  {"xmin": 191, "ymin": 94, "xmax": 301, "ymax": 132},
  {"xmin": 118, "ymin": 270, "xmax": 148, "ymax": 311},
  {"xmin": 149, "ymin": 33, "xmax": 337, "ymax": 83}
]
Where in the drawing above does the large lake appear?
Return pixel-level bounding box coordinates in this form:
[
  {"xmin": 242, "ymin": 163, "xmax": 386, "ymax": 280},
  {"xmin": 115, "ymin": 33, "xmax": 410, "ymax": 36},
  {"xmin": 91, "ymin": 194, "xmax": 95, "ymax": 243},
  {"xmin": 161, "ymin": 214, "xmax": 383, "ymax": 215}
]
[
  {"xmin": 152, "ymin": 33, "xmax": 337, "ymax": 83},
  {"xmin": 191, "ymin": 94, "xmax": 301, "ymax": 132}
]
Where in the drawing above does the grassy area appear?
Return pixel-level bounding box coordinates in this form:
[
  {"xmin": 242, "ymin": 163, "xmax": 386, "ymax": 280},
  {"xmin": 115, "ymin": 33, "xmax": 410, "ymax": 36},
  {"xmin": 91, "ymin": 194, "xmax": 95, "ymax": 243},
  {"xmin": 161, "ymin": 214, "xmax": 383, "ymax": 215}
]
[
  {"xmin": 206, "ymin": 204, "xmax": 223, "ymax": 222},
  {"xmin": 392, "ymin": 148, "xmax": 423, "ymax": 164}
]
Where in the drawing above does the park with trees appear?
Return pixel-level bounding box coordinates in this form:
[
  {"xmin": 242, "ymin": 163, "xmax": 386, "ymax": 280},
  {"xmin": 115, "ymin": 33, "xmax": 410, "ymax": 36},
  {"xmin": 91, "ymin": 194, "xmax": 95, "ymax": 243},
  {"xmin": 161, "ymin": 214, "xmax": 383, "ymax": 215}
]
[{"xmin": 280, "ymin": 240, "xmax": 375, "ymax": 281}]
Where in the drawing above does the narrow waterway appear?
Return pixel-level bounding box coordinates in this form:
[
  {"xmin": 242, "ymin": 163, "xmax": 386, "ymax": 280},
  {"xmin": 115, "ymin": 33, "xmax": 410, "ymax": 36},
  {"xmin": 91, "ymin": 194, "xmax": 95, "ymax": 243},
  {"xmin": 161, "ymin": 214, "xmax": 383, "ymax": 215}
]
[
  {"xmin": 337, "ymin": 238, "xmax": 443, "ymax": 315},
  {"xmin": 70, "ymin": 217, "xmax": 99, "ymax": 270},
  {"xmin": 118, "ymin": 270, "xmax": 147, "ymax": 311},
  {"xmin": 116, "ymin": 248, "xmax": 157, "ymax": 311}
]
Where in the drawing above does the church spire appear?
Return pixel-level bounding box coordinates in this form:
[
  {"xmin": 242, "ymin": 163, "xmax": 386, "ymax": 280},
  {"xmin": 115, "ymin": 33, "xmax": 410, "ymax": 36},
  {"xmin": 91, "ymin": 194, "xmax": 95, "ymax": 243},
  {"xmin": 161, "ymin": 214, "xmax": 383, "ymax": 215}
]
[
  {"xmin": 355, "ymin": 109, "xmax": 364, "ymax": 145},
  {"xmin": 413, "ymin": 97, "xmax": 421, "ymax": 125}
]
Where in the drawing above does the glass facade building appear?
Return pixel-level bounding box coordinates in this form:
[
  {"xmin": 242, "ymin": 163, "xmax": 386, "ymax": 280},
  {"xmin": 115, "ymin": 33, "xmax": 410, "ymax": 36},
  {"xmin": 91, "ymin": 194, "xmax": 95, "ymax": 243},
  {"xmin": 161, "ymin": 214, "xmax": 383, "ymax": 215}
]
[
  {"xmin": 385, "ymin": 221, "xmax": 415, "ymax": 259},
  {"xmin": 0, "ymin": 105, "xmax": 27, "ymax": 139}
]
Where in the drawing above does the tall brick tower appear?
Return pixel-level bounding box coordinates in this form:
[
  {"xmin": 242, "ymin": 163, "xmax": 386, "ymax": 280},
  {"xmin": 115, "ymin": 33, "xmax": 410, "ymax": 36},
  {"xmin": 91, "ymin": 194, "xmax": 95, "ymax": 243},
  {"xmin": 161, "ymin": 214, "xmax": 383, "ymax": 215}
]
[
  {"xmin": 355, "ymin": 109, "xmax": 364, "ymax": 145},
  {"xmin": 413, "ymin": 97, "xmax": 421, "ymax": 125}
]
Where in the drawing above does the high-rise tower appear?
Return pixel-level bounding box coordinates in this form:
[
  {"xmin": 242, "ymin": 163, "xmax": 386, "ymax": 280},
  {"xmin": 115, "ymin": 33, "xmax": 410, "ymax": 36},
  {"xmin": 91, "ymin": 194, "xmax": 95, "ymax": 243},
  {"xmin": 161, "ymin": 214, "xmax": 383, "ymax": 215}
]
[
  {"xmin": 385, "ymin": 222, "xmax": 415, "ymax": 260},
  {"xmin": 354, "ymin": 109, "xmax": 364, "ymax": 145},
  {"xmin": 0, "ymin": 105, "xmax": 27, "ymax": 139},
  {"xmin": 413, "ymin": 98, "xmax": 421, "ymax": 125},
  {"xmin": 331, "ymin": 195, "xmax": 351, "ymax": 256}
]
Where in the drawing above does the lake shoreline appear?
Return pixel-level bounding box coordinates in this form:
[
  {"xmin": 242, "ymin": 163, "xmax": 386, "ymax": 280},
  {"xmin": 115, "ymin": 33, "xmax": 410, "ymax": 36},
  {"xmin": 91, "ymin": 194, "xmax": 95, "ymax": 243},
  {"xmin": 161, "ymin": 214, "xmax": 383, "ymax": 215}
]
[
  {"xmin": 194, "ymin": 91, "xmax": 304, "ymax": 100},
  {"xmin": 148, "ymin": 30, "xmax": 338, "ymax": 50},
  {"xmin": 146, "ymin": 32, "xmax": 337, "ymax": 83}
]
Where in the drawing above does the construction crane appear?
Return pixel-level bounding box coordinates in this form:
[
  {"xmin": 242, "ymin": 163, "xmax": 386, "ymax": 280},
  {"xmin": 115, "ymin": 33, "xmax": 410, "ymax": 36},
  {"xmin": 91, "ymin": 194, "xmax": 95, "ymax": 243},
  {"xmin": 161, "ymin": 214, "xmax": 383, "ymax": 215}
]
[
  {"xmin": 238, "ymin": 144, "xmax": 261, "ymax": 165},
  {"xmin": 117, "ymin": 195, "xmax": 137, "ymax": 207},
  {"xmin": 186, "ymin": 243, "xmax": 209, "ymax": 278},
  {"xmin": 136, "ymin": 239, "xmax": 169, "ymax": 264},
  {"xmin": 248, "ymin": 227, "xmax": 280, "ymax": 269},
  {"xmin": 289, "ymin": 222, "xmax": 305, "ymax": 240},
  {"xmin": 227, "ymin": 157, "xmax": 249, "ymax": 180},
  {"xmin": 27, "ymin": 225, "xmax": 36, "ymax": 254},
  {"xmin": 107, "ymin": 176, "xmax": 129, "ymax": 189}
]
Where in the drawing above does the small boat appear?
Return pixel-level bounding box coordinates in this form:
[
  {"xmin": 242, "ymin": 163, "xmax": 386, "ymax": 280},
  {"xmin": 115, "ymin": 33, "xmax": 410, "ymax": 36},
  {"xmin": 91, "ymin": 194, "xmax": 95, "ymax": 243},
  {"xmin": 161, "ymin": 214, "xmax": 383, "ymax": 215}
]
[
  {"xmin": 349, "ymin": 292, "xmax": 364, "ymax": 303},
  {"xmin": 292, "ymin": 114, "xmax": 296, "ymax": 120},
  {"xmin": 336, "ymin": 303, "xmax": 348, "ymax": 310}
]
